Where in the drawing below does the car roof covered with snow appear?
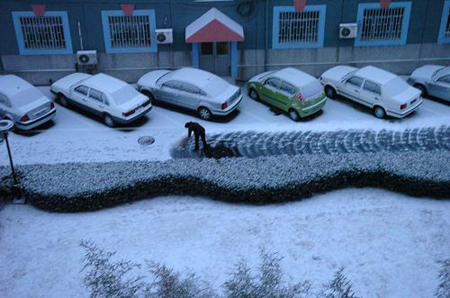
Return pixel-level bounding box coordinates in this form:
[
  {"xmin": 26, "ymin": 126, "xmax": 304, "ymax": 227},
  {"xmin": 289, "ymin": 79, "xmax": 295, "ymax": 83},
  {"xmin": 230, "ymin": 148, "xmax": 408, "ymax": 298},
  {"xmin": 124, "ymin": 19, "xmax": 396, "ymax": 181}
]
[
  {"xmin": 0, "ymin": 74, "xmax": 34, "ymax": 98},
  {"xmin": 84, "ymin": 73, "xmax": 129, "ymax": 93},
  {"xmin": 355, "ymin": 66, "xmax": 397, "ymax": 85},
  {"xmin": 272, "ymin": 67, "xmax": 316, "ymax": 87},
  {"xmin": 168, "ymin": 67, "xmax": 225, "ymax": 88}
]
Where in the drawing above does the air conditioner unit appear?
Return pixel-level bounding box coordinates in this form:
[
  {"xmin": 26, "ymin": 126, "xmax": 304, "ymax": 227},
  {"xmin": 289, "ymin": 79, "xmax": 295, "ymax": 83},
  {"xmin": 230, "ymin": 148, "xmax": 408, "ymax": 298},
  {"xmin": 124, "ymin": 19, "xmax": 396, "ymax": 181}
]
[
  {"xmin": 155, "ymin": 29, "xmax": 173, "ymax": 44},
  {"xmin": 339, "ymin": 23, "xmax": 358, "ymax": 39},
  {"xmin": 77, "ymin": 50, "xmax": 98, "ymax": 65}
]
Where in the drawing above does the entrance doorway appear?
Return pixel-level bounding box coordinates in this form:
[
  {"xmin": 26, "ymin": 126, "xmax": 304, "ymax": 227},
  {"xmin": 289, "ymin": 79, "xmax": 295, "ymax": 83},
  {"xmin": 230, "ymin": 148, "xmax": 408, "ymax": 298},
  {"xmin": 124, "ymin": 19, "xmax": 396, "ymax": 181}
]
[{"xmin": 199, "ymin": 42, "xmax": 230, "ymax": 76}]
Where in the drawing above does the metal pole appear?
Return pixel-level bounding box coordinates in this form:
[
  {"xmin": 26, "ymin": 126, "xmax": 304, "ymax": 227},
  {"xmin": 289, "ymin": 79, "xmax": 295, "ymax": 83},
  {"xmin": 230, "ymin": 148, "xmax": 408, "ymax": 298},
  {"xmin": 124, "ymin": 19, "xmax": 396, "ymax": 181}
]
[{"xmin": 4, "ymin": 133, "xmax": 17, "ymax": 185}]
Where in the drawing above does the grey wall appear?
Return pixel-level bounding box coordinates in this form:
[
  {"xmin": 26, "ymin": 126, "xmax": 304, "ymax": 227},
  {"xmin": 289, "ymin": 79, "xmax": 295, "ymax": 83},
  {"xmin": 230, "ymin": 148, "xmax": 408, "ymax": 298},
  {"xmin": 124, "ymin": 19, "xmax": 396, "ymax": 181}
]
[{"xmin": 1, "ymin": 0, "xmax": 449, "ymax": 84}]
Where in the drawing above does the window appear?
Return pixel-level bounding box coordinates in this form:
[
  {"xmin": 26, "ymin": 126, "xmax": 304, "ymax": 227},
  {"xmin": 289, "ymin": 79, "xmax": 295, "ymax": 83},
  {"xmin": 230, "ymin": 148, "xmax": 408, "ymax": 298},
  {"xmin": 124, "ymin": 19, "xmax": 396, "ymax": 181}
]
[
  {"xmin": 438, "ymin": 75, "xmax": 450, "ymax": 84},
  {"xmin": 216, "ymin": 42, "xmax": 228, "ymax": 55},
  {"xmin": 12, "ymin": 11, "xmax": 73, "ymax": 55},
  {"xmin": 180, "ymin": 83, "xmax": 204, "ymax": 95},
  {"xmin": 162, "ymin": 81, "xmax": 182, "ymax": 90},
  {"xmin": 438, "ymin": 1, "xmax": 450, "ymax": 44},
  {"xmin": 363, "ymin": 81, "xmax": 381, "ymax": 95},
  {"xmin": 201, "ymin": 43, "xmax": 213, "ymax": 55},
  {"xmin": 101, "ymin": 10, "xmax": 157, "ymax": 53},
  {"xmin": 347, "ymin": 77, "xmax": 364, "ymax": 88},
  {"xmin": 75, "ymin": 85, "xmax": 89, "ymax": 96},
  {"xmin": 89, "ymin": 89, "xmax": 104, "ymax": 102},
  {"xmin": 273, "ymin": 5, "xmax": 327, "ymax": 49},
  {"xmin": 280, "ymin": 82, "xmax": 297, "ymax": 95},
  {"xmin": 355, "ymin": 2, "xmax": 412, "ymax": 46},
  {"xmin": 0, "ymin": 94, "xmax": 11, "ymax": 108},
  {"xmin": 264, "ymin": 78, "xmax": 282, "ymax": 89}
]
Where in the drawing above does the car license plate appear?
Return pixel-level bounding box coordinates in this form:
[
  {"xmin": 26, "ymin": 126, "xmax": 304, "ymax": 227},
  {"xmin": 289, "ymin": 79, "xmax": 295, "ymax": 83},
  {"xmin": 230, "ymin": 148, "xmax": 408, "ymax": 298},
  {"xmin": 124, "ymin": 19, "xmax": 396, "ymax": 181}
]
[{"xmin": 34, "ymin": 109, "xmax": 48, "ymax": 118}]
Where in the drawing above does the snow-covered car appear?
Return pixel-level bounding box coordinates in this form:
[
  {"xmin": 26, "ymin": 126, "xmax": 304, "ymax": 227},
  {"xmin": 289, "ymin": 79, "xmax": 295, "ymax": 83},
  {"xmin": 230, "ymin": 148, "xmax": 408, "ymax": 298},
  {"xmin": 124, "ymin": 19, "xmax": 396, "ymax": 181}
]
[
  {"xmin": 0, "ymin": 75, "xmax": 56, "ymax": 130},
  {"xmin": 51, "ymin": 73, "xmax": 152, "ymax": 127},
  {"xmin": 407, "ymin": 65, "xmax": 450, "ymax": 102},
  {"xmin": 247, "ymin": 67, "xmax": 327, "ymax": 121},
  {"xmin": 320, "ymin": 66, "xmax": 423, "ymax": 119},
  {"xmin": 137, "ymin": 67, "xmax": 242, "ymax": 121}
]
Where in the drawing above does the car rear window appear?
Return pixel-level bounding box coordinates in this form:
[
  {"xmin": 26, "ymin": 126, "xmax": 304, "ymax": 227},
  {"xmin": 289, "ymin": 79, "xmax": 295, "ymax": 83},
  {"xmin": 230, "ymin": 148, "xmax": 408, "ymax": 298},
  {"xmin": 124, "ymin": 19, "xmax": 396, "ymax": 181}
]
[
  {"xmin": 301, "ymin": 80, "xmax": 323, "ymax": 98},
  {"xmin": 383, "ymin": 77, "xmax": 410, "ymax": 97},
  {"xmin": 111, "ymin": 85, "xmax": 139, "ymax": 105},
  {"xmin": 12, "ymin": 87, "xmax": 42, "ymax": 108},
  {"xmin": 204, "ymin": 77, "xmax": 229, "ymax": 96}
]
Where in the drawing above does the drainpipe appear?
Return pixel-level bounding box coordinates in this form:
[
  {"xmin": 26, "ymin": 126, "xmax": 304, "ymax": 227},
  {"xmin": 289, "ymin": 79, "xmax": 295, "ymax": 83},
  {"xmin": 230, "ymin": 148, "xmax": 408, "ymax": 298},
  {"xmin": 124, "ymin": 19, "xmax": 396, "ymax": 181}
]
[
  {"xmin": 418, "ymin": 0, "xmax": 430, "ymax": 65},
  {"xmin": 264, "ymin": 0, "xmax": 269, "ymax": 71}
]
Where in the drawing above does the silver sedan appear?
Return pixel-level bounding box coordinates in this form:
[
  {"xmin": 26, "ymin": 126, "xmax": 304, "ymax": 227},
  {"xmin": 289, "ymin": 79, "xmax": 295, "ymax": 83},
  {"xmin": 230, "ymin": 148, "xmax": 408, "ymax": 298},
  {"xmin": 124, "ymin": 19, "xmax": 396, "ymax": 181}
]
[
  {"xmin": 137, "ymin": 67, "xmax": 242, "ymax": 120},
  {"xmin": 408, "ymin": 65, "xmax": 450, "ymax": 102}
]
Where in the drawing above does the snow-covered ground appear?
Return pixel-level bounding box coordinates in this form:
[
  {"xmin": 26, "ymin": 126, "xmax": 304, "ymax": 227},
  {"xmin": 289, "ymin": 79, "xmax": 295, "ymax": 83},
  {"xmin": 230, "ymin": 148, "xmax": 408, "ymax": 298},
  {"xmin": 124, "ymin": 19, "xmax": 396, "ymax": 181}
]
[
  {"xmin": 1, "ymin": 80, "xmax": 449, "ymax": 298},
  {"xmin": 0, "ymin": 86, "xmax": 449, "ymax": 165},
  {"xmin": 1, "ymin": 188, "xmax": 449, "ymax": 298}
]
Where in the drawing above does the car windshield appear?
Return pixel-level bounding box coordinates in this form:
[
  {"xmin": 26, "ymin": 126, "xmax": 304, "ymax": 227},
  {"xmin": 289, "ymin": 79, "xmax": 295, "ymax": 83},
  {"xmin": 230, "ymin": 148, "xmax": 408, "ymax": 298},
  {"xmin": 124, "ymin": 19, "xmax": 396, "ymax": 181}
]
[
  {"xmin": 434, "ymin": 67, "xmax": 450, "ymax": 79},
  {"xmin": 12, "ymin": 87, "xmax": 42, "ymax": 108},
  {"xmin": 383, "ymin": 77, "xmax": 410, "ymax": 97},
  {"xmin": 111, "ymin": 85, "xmax": 139, "ymax": 105},
  {"xmin": 203, "ymin": 76, "xmax": 229, "ymax": 96},
  {"xmin": 301, "ymin": 80, "xmax": 323, "ymax": 98}
]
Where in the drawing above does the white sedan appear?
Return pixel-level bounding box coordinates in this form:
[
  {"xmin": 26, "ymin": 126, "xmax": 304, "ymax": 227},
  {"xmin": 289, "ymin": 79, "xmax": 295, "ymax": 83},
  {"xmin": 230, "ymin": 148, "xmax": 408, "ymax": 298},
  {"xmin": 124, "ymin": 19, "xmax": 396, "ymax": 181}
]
[
  {"xmin": 51, "ymin": 73, "xmax": 152, "ymax": 127},
  {"xmin": 407, "ymin": 65, "xmax": 450, "ymax": 102},
  {"xmin": 0, "ymin": 75, "xmax": 56, "ymax": 130},
  {"xmin": 137, "ymin": 67, "xmax": 242, "ymax": 120},
  {"xmin": 320, "ymin": 66, "xmax": 423, "ymax": 119}
]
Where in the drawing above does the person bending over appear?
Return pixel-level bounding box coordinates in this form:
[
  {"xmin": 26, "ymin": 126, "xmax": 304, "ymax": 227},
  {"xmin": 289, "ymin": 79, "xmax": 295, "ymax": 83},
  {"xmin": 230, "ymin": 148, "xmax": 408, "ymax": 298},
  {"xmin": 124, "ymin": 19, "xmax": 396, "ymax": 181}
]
[{"xmin": 185, "ymin": 121, "xmax": 209, "ymax": 151}]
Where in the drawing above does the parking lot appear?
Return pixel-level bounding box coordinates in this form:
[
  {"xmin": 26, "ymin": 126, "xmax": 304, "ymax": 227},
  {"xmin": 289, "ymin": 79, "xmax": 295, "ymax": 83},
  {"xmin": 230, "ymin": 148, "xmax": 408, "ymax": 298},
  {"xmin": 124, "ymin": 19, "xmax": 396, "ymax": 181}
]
[{"xmin": 1, "ymin": 84, "xmax": 449, "ymax": 166}]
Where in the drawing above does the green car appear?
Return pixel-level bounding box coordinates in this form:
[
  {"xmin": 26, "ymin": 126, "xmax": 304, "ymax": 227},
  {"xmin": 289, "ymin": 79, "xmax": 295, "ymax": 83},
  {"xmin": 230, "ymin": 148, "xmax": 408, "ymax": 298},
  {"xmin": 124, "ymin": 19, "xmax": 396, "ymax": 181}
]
[{"xmin": 247, "ymin": 67, "xmax": 327, "ymax": 121}]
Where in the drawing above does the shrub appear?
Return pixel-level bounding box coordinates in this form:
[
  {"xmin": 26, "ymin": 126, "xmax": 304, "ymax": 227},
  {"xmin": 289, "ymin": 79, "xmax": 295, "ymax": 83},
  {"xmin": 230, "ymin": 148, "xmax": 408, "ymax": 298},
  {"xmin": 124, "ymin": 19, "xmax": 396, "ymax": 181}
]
[
  {"xmin": 435, "ymin": 259, "xmax": 450, "ymax": 298},
  {"xmin": 320, "ymin": 268, "xmax": 360, "ymax": 298},
  {"xmin": 223, "ymin": 250, "xmax": 312, "ymax": 298},
  {"xmin": 80, "ymin": 243, "xmax": 312, "ymax": 298},
  {"xmin": 144, "ymin": 261, "xmax": 217, "ymax": 298},
  {"xmin": 80, "ymin": 240, "xmax": 145, "ymax": 298}
]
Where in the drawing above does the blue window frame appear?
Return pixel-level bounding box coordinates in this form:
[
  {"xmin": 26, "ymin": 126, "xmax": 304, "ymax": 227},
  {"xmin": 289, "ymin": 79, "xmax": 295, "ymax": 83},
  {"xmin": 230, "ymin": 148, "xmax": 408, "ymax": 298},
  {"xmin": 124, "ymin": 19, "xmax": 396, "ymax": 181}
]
[
  {"xmin": 438, "ymin": 0, "xmax": 450, "ymax": 44},
  {"xmin": 355, "ymin": 2, "xmax": 412, "ymax": 47},
  {"xmin": 101, "ymin": 10, "xmax": 157, "ymax": 53},
  {"xmin": 12, "ymin": 11, "xmax": 73, "ymax": 55},
  {"xmin": 272, "ymin": 5, "xmax": 327, "ymax": 49}
]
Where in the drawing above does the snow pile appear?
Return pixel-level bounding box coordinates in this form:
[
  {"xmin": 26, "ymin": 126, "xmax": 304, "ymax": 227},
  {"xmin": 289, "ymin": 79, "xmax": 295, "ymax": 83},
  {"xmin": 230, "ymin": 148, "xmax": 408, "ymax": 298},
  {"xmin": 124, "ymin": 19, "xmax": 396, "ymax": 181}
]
[{"xmin": 0, "ymin": 150, "xmax": 448, "ymax": 212}]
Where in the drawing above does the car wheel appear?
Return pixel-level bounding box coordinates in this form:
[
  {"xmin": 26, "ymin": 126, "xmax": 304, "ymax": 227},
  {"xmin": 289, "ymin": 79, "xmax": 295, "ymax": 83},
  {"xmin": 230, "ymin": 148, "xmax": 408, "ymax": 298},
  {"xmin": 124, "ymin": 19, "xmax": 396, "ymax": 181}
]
[
  {"xmin": 374, "ymin": 106, "xmax": 386, "ymax": 119},
  {"xmin": 58, "ymin": 93, "xmax": 69, "ymax": 107},
  {"xmin": 142, "ymin": 90, "xmax": 156, "ymax": 103},
  {"xmin": 288, "ymin": 109, "xmax": 300, "ymax": 122},
  {"xmin": 414, "ymin": 84, "xmax": 427, "ymax": 97},
  {"xmin": 198, "ymin": 107, "xmax": 212, "ymax": 121},
  {"xmin": 249, "ymin": 88, "xmax": 259, "ymax": 101},
  {"xmin": 103, "ymin": 114, "xmax": 116, "ymax": 127},
  {"xmin": 325, "ymin": 86, "xmax": 337, "ymax": 99}
]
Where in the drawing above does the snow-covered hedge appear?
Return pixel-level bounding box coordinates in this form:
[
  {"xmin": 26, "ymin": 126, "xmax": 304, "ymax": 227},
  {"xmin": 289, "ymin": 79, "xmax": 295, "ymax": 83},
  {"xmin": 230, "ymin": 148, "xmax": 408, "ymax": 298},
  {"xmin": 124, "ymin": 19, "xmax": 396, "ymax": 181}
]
[{"xmin": 0, "ymin": 151, "xmax": 449, "ymax": 212}]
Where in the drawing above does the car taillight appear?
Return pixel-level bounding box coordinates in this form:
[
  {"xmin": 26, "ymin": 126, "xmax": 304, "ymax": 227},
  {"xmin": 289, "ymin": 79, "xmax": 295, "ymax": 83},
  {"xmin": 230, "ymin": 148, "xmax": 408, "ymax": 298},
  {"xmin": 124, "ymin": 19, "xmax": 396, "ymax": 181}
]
[
  {"xmin": 400, "ymin": 103, "xmax": 407, "ymax": 110},
  {"xmin": 142, "ymin": 99, "xmax": 151, "ymax": 107},
  {"xmin": 123, "ymin": 109, "xmax": 136, "ymax": 117},
  {"xmin": 20, "ymin": 114, "xmax": 29, "ymax": 122},
  {"xmin": 297, "ymin": 94, "xmax": 304, "ymax": 102},
  {"xmin": 221, "ymin": 102, "xmax": 228, "ymax": 110}
]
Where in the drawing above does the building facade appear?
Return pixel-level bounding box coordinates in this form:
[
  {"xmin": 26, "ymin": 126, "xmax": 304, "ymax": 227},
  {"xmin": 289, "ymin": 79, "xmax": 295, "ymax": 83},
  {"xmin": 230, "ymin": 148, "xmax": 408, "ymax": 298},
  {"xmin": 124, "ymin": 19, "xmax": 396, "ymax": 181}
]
[{"xmin": 0, "ymin": 0, "xmax": 449, "ymax": 85}]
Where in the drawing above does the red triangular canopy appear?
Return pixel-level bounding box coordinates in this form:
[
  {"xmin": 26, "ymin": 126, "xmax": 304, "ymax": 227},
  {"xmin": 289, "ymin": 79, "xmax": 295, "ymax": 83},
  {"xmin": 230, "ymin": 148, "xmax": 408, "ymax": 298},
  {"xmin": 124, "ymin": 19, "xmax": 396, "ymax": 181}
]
[{"xmin": 186, "ymin": 8, "xmax": 244, "ymax": 43}]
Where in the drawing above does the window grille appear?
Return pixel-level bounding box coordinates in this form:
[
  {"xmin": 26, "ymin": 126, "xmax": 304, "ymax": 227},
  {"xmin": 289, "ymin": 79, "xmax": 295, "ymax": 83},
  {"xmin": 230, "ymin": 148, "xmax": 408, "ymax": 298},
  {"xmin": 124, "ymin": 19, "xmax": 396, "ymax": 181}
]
[
  {"xmin": 18, "ymin": 16, "xmax": 66, "ymax": 49},
  {"xmin": 278, "ymin": 11, "xmax": 320, "ymax": 43},
  {"xmin": 360, "ymin": 7, "xmax": 405, "ymax": 41},
  {"xmin": 107, "ymin": 15, "xmax": 151, "ymax": 48}
]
